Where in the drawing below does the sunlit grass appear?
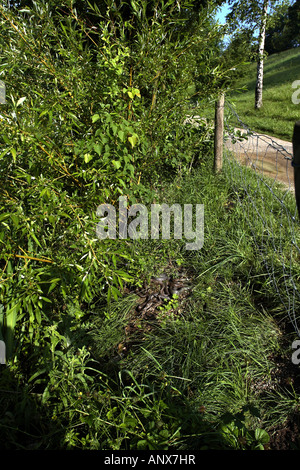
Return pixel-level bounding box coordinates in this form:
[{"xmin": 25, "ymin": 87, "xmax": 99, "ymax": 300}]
[{"xmin": 229, "ymin": 47, "xmax": 300, "ymax": 141}]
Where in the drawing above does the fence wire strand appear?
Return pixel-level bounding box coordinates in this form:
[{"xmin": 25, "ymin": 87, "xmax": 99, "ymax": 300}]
[{"xmin": 223, "ymin": 102, "xmax": 300, "ymax": 337}]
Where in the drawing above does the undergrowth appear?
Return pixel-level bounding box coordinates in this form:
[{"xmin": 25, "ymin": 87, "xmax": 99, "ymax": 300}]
[
  {"xmin": 1, "ymin": 0, "xmax": 300, "ymax": 452},
  {"xmin": 2, "ymin": 157, "xmax": 300, "ymax": 450}
]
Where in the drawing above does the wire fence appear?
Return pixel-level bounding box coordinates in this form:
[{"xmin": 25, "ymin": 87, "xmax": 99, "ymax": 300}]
[{"xmin": 223, "ymin": 102, "xmax": 300, "ymax": 338}]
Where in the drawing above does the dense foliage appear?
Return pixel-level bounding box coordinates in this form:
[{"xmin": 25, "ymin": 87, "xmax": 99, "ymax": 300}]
[
  {"xmin": 1, "ymin": 0, "xmax": 298, "ymax": 451},
  {"xmin": 0, "ymin": 0, "xmax": 226, "ymax": 358},
  {"xmin": 265, "ymin": 0, "xmax": 300, "ymax": 53},
  {"xmin": 0, "ymin": 0, "xmax": 239, "ymax": 449}
]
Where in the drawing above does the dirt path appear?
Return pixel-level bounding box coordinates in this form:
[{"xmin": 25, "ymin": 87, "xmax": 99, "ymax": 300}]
[
  {"xmin": 224, "ymin": 128, "xmax": 294, "ymax": 191},
  {"xmin": 185, "ymin": 115, "xmax": 295, "ymax": 191}
]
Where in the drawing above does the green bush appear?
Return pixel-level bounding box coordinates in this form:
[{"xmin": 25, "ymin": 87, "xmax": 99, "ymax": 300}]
[
  {"xmin": 0, "ymin": 0, "xmax": 249, "ymax": 451},
  {"xmin": 0, "ymin": 0, "xmax": 226, "ymax": 361}
]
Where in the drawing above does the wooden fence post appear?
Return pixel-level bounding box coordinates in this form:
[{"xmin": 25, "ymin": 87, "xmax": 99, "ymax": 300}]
[
  {"xmin": 292, "ymin": 121, "xmax": 300, "ymax": 218},
  {"xmin": 214, "ymin": 93, "xmax": 225, "ymax": 173}
]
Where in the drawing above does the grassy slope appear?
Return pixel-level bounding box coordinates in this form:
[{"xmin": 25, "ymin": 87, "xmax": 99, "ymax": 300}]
[
  {"xmin": 229, "ymin": 47, "xmax": 300, "ymax": 141},
  {"xmin": 89, "ymin": 157, "xmax": 300, "ymax": 450}
]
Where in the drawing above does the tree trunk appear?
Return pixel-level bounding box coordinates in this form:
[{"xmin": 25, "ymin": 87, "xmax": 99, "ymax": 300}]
[{"xmin": 255, "ymin": 0, "xmax": 269, "ymax": 109}]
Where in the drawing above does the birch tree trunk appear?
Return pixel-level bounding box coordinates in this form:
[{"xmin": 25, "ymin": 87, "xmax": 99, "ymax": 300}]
[{"xmin": 255, "ymin": 0, "xmax": 269, "ymax": 109}]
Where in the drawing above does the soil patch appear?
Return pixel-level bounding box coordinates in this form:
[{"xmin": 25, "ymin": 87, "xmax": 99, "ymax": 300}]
[
  {"xmin": 112, "ymin": 268, "xmax": 193, "ymax": 360},
  {"xmin": 225, "ymin": 128, "xmax": 294, "ymax": 191}
]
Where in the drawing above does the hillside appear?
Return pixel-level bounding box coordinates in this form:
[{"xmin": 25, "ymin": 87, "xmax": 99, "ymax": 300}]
[{"xmin": 230, "ymin": 47, "xmax": 300, "ymax": 141}]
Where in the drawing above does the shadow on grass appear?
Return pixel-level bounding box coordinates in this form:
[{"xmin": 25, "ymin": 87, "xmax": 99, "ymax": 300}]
[{"xmin": 0, "ymin": 315, "xmax": 230, "ymax": 450}]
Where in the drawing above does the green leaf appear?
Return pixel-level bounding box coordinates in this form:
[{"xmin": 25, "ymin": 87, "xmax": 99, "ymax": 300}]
[
  {"xmin": 254, "ymin": 428, "xmax": 270, "ymax": 445},
  {"xmin": 10, "ymin": 214, "xmax": 19, "ymax": 228},
  {"xmin": 0, "ymin": 150, "xmax": 9, "ymax": 159},
  {"xmin": 84, "ymin": 153, "xmax": 94, "ymax": 163},
  {"xmin": 0, "ymin": 213, "xmax": 10, "ymax": 222},
  {"xmin": 11, "ymin": 148, "xmax": 17, "ymax": 162},
  {"xmin": 115, "ymin": 269, "xmax": 133, "ymax": 282},
  {"xmin": 2, "ymin": 135, "xmax": 11, "ymax": 145},
  {"xmin": 92, "ymin": 114, "xmax": 100, "ymax": 123},
  {"xmin": 118, "ymin": 130, "xmax": 125, "ymax": 142},
  {"xmin": 93, "ymin": 144, "xmax": 102, "ymax": 155},
  {"xmin": 133, "ymin": 88, "xmax": 141, "ymax": 98},
  {"xmin": 112, "ymin": 160, "xmax": 121, "ymax": 169},
  {"xmin": 128, "ymin": 134, "xmax": 138, "ymax": 148},
  {"xmin": 111, "ymin": 285, "xmax": 121, "ymax": 300},
  {"xmin": 137, "ymin": 439, "xmax": 148, "ymax": 450},
  {"xmin": 126, "ymin": 163, "xmax": 135, "ymax": 176},
  {"xmin": 29, "ymin": 230, "xmax": 42, "ymax": 248},
  {"xmin": 111, "ymin": 122, "xmax": 117, "ymax": 135},
  {"xmin": 48, "ymin": 278, "xmax": 61, "ymax": 294},
  {"xmin": 5, "ymin": 301, "xmax": 21, "ymax": 359}
]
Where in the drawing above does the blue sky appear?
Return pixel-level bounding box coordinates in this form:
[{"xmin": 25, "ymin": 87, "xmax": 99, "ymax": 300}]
[
  {"xmin": 214, "ymin": 2, "xmax": 232, "ymax": 46},
  {"xmin": 215, "ymin": 2, "xmax": 231, "ymax": 25}
]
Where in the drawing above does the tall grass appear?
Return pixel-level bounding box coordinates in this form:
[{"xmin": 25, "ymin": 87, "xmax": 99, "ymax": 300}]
[
  {"xmin": 1, "ymin": 153, "xmax": 299, "ymax": 449},
  {"xmin": 88, "ymin": 157, "xmax": 299, "ymax": 449}
]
